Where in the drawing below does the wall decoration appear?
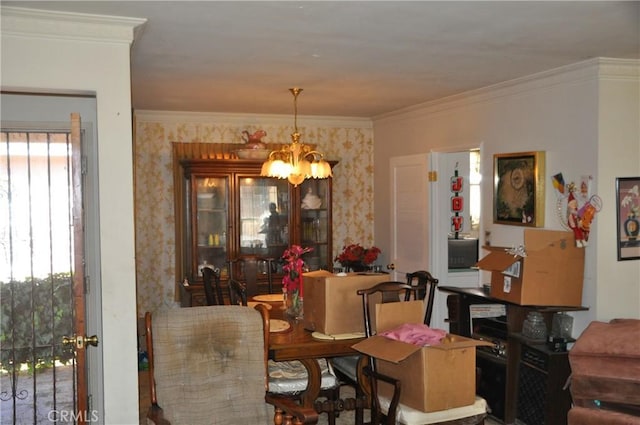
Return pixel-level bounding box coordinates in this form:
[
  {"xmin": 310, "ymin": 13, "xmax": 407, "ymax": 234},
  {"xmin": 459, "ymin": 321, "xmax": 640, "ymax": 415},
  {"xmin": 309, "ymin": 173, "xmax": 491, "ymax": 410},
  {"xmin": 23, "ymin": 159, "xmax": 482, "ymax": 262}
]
[
  {"xmin": 616, "ymin": 177, "xmax": 640, "ymax": 261},
  {"xmin": 551, "ymin": 173, "xmax": 602, "ymax": 248},
  {"xmin": 450, "ymin": 164, "xmax": 464, "ymax": 237},
  {"xmin": 493, "ymin": 151, "xmax": 545, "ymax": 227}
]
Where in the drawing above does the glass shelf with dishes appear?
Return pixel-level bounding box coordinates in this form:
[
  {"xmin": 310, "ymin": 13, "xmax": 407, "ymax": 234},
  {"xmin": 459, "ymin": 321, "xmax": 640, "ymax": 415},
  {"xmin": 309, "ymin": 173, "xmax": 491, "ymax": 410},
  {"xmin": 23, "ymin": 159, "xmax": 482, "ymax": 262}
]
[
  {"xmin": 299, "ymin": 179, "xmax": 331, "ymax": 271},
  {"xmin": 194, "ymin": 176, "xmax": 228, "ymax": 277}
]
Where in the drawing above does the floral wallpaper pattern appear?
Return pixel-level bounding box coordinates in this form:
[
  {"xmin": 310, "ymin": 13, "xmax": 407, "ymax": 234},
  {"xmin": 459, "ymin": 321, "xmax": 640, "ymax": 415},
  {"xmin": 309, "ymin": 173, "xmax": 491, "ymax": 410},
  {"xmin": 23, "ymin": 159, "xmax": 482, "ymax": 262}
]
[{"xmin": 134, "ymin": 113, "xmax": 375, "ymax": 314}]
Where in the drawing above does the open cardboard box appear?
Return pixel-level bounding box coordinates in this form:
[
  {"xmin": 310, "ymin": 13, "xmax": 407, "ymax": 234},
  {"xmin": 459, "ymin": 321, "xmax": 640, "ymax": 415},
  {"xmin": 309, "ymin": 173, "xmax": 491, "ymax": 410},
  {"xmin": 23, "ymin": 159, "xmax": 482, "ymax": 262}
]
[
  {"xmin": 476, "ymin": 229, "xmax": 585, "ymax": 306},
  {"xmin": 352, "ymin": 300, "xmax": 490, "ymax": 412},
  {"xmin": 302, "ymin": 270, "xmax": 389, "ymax": 335}
]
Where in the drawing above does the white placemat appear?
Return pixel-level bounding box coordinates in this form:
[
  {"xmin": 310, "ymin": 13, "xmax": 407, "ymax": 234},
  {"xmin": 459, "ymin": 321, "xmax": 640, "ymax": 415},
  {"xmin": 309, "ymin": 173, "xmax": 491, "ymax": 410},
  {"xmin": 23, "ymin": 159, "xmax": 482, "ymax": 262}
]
[
  {"xmin": 311, "ymin": 331, "xmax": 365, "ymax": 340},
  {"xmin": 270, "ymin": 319, "xmax": 291, "ymax": 333},
  {"xmin": 253, "ymin": 294, "xmax": 284, "ymax": 302}
]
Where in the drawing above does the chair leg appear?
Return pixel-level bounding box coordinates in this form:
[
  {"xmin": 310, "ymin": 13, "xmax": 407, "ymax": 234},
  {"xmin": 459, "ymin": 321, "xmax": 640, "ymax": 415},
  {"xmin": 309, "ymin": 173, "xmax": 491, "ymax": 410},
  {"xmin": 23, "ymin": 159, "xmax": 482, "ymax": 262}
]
[
  {"xmin": 355, "ymin": 383, "xmax": 365, "ymax": 425},
  {"xmin": 273, "ymin": 407, "xmax": 283, "ymax": 425},
  {"xmin": 355, "ymin": 355, "xmax": 371, "ymax": 425},
  {"xmin": 273, "ymin": 407, "xmax": 305, "ymax": 425},
  {"xmin": 327, "ymin": 386, "xmax": 339, "ymax": 425}
]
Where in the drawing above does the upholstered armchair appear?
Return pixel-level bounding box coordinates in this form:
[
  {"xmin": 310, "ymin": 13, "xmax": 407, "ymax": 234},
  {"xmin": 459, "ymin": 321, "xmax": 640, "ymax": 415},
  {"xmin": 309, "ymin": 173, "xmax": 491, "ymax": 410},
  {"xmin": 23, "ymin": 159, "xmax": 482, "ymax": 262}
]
[{"xmin": 145, "ymin": 306, "xmax": 318, "ymax": 424}]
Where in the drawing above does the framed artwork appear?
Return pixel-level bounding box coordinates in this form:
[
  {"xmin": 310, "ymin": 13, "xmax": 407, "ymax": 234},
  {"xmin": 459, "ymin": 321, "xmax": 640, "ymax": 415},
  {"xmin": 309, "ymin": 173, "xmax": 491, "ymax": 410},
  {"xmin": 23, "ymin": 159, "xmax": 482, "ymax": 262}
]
[
  {"xmin": 616, "ymin": 177, "xmax": 640, "ymax": 261},
  {"xmin": 494, "ymin": 151, "xmax": 545, "ymax": 227}
]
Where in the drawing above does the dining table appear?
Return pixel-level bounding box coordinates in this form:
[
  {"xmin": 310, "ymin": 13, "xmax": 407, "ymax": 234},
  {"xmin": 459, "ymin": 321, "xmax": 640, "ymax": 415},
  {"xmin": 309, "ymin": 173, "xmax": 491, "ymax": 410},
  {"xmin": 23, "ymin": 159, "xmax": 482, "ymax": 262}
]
[{"xmin": 250, "ymin": 293, "xmax": 368, "ymax": 416}]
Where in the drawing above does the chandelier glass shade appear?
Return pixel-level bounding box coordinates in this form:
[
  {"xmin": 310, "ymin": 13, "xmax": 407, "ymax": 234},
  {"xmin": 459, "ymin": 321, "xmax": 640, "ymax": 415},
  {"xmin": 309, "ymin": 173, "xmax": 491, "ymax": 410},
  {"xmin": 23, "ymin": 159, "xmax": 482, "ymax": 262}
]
[{"xmin": 260, "ymin": 88, "xmax": 332, "ymax": 186}]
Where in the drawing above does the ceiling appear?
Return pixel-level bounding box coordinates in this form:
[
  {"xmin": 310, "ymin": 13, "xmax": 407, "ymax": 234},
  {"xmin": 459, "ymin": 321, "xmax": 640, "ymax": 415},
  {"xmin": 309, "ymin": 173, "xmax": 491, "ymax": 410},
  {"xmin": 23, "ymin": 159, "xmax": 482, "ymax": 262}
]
[{"xmin": 5, "ymin": 1, "xmax": 640, "ymax": 118}]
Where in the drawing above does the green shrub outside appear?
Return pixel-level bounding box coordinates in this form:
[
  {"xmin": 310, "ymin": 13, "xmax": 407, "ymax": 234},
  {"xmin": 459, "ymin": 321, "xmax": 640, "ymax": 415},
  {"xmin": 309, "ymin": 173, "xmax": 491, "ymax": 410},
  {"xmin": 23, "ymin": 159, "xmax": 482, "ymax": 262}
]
[{"xmin": 0, "ymin": 273, "xmax": 74, "ymax": 371}]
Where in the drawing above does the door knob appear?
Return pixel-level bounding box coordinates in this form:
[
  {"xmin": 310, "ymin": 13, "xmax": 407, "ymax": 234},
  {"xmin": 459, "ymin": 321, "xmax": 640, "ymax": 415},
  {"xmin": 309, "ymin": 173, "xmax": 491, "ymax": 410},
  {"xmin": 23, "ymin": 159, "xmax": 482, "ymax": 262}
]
[
  {"xmin": 387, "ymin": 263, "xmax": 395, "ymax": 270},
  {"xmin": 62, "ymin": 335, "xmax": 100, "ymax": 350}
]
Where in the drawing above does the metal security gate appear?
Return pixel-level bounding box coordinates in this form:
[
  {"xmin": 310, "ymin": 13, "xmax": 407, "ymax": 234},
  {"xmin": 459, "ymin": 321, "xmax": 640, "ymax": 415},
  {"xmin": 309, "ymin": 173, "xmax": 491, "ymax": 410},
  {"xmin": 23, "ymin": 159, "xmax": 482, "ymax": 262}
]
[{"xmin": 0, "ymin": 128, "xmax": 79, "ymax": 424}]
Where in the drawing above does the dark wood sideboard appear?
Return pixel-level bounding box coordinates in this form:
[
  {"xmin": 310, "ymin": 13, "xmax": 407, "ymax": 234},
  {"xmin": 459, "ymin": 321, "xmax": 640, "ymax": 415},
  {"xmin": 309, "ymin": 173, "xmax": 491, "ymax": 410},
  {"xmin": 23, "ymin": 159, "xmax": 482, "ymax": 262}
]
[{"xmin": 439, "ymin": 286, "xmax": 588, "ymax": 425}]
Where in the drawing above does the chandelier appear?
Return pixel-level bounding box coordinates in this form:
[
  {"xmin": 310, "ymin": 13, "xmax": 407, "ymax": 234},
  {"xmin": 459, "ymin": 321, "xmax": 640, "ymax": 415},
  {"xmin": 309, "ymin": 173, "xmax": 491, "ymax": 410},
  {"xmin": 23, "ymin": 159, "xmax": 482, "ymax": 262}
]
[{"xmin": 260, "ymin": 88, "xmax": 332, "ymax": 186}]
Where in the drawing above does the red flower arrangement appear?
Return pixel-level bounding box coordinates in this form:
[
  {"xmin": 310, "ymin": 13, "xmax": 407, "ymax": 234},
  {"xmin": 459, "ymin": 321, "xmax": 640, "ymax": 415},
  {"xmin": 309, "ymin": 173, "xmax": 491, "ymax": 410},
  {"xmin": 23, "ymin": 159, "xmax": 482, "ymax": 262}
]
[
  {"xmin": 282, "ymin": 244, "xmax": 313, "ymax": 293},
  {"xmin": 282, "ymin": 244, "xmax": 312, "ymax": 317},
  {"xmin": 335, "ymin": 244, "xmax": 381, "ymax": 266}
]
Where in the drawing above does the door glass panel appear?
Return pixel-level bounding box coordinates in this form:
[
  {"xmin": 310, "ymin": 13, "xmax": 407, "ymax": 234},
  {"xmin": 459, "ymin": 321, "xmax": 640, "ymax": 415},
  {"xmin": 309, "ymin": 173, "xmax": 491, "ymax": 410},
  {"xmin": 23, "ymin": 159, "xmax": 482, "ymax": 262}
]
[
  {"xmin": 195, "ymin": 177, "xmax": 227, "ymax": 274},
  {"xmin": 299, "ymin": 179, "xmax": 329, "ymax": 270},
  {"xmin": 0, "ymin": 130, "xmax": 77, "ymax": 424},
  {"xmin": 238, "ymin": 177, "xmax": 289, "ymax": 258}
]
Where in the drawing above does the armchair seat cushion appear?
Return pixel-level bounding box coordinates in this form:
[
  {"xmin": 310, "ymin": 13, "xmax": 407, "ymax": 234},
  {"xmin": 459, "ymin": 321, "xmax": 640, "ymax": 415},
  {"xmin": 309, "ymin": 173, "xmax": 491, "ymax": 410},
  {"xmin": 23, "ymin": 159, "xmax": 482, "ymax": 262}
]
[
  {"xmin": 331, "ymin": 355, "xmax": 360, "ymax": 383},
  {"xmin": 268, "ymin": 358, "xmax": 338, "ymax": 394},
  {"xmin": 379, "ymin": 396, "xmax": 487, "ymax": 425},
  {"xmin": 569, "ymin": 319, "xmax": 640, "ymax": 408}
]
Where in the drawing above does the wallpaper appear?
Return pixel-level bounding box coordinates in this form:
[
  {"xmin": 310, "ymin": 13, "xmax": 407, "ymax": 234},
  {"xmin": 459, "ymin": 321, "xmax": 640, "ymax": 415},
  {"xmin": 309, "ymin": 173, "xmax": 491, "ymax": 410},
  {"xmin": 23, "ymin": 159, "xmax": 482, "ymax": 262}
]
[{"xmin": 134, "ymin": 113, "xmax": 375, "ymax": 315}]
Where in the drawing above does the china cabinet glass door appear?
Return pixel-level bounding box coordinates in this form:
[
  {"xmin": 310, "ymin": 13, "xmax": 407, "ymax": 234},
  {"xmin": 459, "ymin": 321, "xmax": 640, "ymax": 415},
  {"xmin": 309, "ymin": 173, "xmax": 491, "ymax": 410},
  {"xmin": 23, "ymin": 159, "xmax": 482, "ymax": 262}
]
[
  {"xmin": 194, "ymin": 176, "xmax": 228, "ymax": 275},
  {"xmin": 298, "ymin": 179, "xmax": 331, "ymax": 270},
  {"xmin": 238, "ymin": 177, "xmax": 290, "ymax": 259}
]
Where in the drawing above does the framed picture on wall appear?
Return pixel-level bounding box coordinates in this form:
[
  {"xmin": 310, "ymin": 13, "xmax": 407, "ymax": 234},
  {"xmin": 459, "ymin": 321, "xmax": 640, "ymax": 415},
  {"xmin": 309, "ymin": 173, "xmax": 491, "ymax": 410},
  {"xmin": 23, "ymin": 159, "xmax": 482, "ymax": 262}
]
[
  {"xmin": 493, "ymin": 151, "xmax": 545, "ymax": 227},
  {"xmin": 616, "ymin": 177, "xmax": 640, "ymax": 261}
]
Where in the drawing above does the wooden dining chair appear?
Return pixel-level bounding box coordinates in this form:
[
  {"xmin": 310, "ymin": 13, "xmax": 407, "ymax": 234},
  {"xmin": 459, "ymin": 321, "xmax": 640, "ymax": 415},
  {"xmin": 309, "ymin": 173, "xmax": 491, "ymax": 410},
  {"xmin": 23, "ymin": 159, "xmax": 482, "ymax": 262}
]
[
  {"xmin": 202, "ymin": 266, "xmax": 224, "ymax": 305},
  {"xmin": 228, "ymin": 278, "xmax": 248, "ymax": 306},
  {"xmin": 352, "ymin": 281, "xmax": 420, "ymax": 424},
  {"xmin": 332, "ymin": 274, "xmax": 439, "ymax": 421},
  {"xmin": 356, "ymin": 282, "xmax": 488, "ymax": 425},
  {"xmin": 405, "ymin": 270, "xmax": 439, "ymax": 325},
  {"xmin": 144, "ymin": 306, "xmax": 318, "ymax": 424},
  {"xmin": 249, "ymin": 295, "xmax": 340, "ymax": 425}
]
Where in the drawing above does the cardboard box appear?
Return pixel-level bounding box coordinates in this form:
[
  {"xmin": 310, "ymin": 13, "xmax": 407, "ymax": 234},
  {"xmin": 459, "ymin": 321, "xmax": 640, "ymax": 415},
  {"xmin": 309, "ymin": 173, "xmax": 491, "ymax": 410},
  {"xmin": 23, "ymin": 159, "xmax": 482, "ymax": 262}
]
[
  {"xmin": 476, "ymin": 229, "xmax": 585, "ymax": 306},
  {"xmin": 302, "ymin": 270, "xmax": 389, "ymax": 335},
  {"xmin": 352, "ymin": 300, "xmax": 489, "ymax": 412}
]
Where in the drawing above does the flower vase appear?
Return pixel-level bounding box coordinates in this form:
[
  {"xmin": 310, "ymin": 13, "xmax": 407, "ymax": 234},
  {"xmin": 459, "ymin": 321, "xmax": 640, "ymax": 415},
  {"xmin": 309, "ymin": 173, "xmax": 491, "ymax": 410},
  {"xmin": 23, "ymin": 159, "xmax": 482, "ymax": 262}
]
[
  {"xmin": 343, "ymin": 261, "xmax": 369, "ymax": 272},
  {"xmin": 625, "ymin": 215, "xmax": 639, "ymax": 241},
  {"xmin": 285, "ymin": 288, "xmax": 303, "ymax": 319}
]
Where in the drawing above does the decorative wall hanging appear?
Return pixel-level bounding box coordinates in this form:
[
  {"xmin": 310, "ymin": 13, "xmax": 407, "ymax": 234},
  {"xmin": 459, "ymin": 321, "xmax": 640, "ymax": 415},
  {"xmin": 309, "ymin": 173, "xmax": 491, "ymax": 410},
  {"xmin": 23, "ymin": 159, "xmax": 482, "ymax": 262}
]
[
  {"xmin": 616, "ymin": 177, "xmax": 640, "ymax": 261},
  {"xmin": 493, "ymin": 151, "xmax": 545, "ymax": 227},
  {"xmin": 451, "ymin": 164, "xmax": 464, "ymax": 237},
  {"xmin": 552, "ymin": 173, "xmax": 602, "ymax": 248}
]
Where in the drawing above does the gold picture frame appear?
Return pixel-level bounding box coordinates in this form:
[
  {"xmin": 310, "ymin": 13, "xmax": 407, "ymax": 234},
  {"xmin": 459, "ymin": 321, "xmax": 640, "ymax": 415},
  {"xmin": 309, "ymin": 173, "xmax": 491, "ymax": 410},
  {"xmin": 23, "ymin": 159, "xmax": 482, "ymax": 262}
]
[{"xmin": 493, "ymin": 151, "xmax": 545, "ymax": 227}]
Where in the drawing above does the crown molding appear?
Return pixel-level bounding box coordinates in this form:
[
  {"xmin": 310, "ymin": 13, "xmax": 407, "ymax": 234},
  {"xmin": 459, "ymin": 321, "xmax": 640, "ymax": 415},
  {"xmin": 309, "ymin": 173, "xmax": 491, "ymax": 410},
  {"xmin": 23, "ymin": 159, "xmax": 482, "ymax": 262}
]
[
  {"xmin": 374, "ymin": 57, "xmax": 640, "ymax": 123},
  {"xmin": 134, "ymin": 110, "xmax": 373, "ymax": 129},
  {"xmin": 597, "ymin": 57, "xmax": 640, "ymax": 81},
  {"xmin": 0, "ymin": 6, "xmax": 146, "ymax": 44}
]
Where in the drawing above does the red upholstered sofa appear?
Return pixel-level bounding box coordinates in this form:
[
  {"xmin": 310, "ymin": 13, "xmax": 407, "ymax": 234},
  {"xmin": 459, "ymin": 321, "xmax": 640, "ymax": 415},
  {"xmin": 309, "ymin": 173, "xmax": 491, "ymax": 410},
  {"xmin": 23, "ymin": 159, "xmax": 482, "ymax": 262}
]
[{"xmin": 568, "ymin": 318, "xmax": 640, "ymax": 424}]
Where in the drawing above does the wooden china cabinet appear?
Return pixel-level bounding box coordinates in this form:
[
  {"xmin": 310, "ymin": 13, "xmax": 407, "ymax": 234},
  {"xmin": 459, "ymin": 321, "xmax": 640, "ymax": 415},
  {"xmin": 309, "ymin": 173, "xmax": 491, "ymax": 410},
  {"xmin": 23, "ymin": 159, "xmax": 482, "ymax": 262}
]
[{"xmin": 174, "ymin": 154, "xmax": 335, "ymax": 306}]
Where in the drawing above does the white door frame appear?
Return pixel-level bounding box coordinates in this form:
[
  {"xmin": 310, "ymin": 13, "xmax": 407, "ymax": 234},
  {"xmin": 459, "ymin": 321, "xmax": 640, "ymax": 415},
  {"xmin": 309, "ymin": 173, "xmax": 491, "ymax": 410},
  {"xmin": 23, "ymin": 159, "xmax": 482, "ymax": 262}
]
[{"xmin": 428, "ymin": 144, "xmax": 483, "ymax": 332}]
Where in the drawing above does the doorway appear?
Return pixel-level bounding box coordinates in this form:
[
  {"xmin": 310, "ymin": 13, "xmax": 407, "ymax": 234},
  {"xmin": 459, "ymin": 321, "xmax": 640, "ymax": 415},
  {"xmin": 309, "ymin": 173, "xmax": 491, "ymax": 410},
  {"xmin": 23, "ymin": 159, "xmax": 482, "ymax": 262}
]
[
  {"xmin": 0, "ymin": 127, "xmax": 81, "ymax": 423},
  {"xmin": 429, "ymin": 148, "xmax": 482, "ymax": 332},
  {"xmin": 0, "ymin": 93, "xmax": 103, "ymax": 424}
]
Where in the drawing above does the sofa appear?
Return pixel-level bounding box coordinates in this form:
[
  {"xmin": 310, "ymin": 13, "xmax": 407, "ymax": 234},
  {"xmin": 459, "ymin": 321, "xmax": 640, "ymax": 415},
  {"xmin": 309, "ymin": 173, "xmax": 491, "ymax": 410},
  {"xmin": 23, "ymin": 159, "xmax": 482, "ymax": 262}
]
[{"xmin": 568, "ymin": 318, "xmax": 640, "ymax": 424}]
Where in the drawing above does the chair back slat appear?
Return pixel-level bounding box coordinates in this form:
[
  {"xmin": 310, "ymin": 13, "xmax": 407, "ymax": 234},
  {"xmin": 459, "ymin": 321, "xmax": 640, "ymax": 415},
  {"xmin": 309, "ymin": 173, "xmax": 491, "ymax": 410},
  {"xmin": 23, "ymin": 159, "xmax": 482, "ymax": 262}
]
[
  {"xmin": 357, "ymin": 281, "xmax": 417, "ymax": 339},
  {"xmin": 406, "ymin": 270, "xmax": 439, "ymax": 325},
  {"xmin": 202, "ymin": 266, "xmax": 223, "ymax": 305},
  {"xmin": 229, "ymin": 279, "xmax": 248, "ymax": 306}
]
